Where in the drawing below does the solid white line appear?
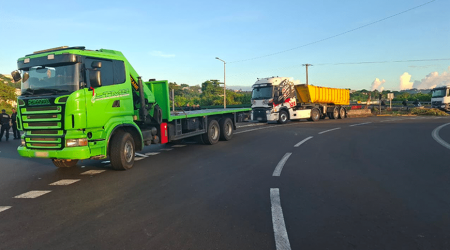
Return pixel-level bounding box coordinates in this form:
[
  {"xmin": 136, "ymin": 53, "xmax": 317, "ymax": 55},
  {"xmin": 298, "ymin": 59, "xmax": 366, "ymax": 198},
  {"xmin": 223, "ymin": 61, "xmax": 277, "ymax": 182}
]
[
  {"xmin": 349, "ymin": 122, "xmax": 372, "ymax": 127},
  {"xmin": 273, "ymin": 153, "xmax": 292, "ymax": 176},
  {"xmin": 0, "ymin": 206, "xmax": 12, "ymax": 213},
  {"xmin": 431, "ymin": 123, "xmax": 450, "ymax": 150},
  {"xmin": 294, "ymin": 136, "xmax": 313, "ymax": 147},
  {"xmin": 135, "ymin": 153, "xmax": 148, "ymax": 158},
  {"xmin": 160, "ymin": 148, "xmax": 173, "ymax": 151},
  {"xmin": 134, "ymin": 157, "xmax": 146, "ymax": 161},
  {"xmin": 270, "ymin": 188, "xmax": 292, "ymax": 250},
  {"xmin": 236, "ymin": 123, "xmax": 266, "ymax": 128},
  {"xmin": 81, "ymin": 170, "xmax": 106, "ymax": 175},
  {"xmin": 101, "ymin": 161, "xmax": 110, "ymax": 164},
  {"xmin": 145, "ymin": 152, "xmax": 160, "ymax": 156},
  {"xmin": 49, "ymin": 179, "xmax": 80, "ymax": 186},
  {"xmin": 14, "ymin": 190, "xmax": 51, "ymax": 198},
  {"xmin": 235, "ymin": 125, "xmax": 278, "ymax": 134},
  {"xmin": 318, "ymin": 127, "xmax": 341, "ymax": 134}
]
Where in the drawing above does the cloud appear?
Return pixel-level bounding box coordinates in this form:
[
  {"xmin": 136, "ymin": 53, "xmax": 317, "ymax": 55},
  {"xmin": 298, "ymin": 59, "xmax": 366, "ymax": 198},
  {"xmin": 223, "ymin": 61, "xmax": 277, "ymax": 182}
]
[
  {"xmin": 399, "ymin": 72, "xmax": 413, "ymax": 90},
  {"xmin": 370, "ymin": 78, "xmax": 385, "ymax": 91},
  {"xmin": 412, "ymin": 66, "xmax": 450, "ymax": 89},
  {"xmin": 150, "ymin": 51, "xmax": 175, "ymax": 58}
]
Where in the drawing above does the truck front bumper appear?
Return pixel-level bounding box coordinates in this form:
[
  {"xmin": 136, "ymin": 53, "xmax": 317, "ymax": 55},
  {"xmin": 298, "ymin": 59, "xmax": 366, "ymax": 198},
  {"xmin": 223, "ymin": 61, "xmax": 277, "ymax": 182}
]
[
  {"xmin": 267, "ymin": 112, "xmax": 279, "ymax": 122},
  {"xmin": 17, "ymin": 146, "xmax": 91, "ymax": 160}
]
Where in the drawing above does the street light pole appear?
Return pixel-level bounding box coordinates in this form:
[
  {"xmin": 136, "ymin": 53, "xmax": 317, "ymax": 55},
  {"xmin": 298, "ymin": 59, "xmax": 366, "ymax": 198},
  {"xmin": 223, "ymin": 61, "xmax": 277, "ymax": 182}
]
[
  {"xmin": 215, "ymin": 57, "xmax": 226, "ymax": 109},
  {"xmin": 302, "ymin": 64, "xmax": 312, "ymax": 85}
]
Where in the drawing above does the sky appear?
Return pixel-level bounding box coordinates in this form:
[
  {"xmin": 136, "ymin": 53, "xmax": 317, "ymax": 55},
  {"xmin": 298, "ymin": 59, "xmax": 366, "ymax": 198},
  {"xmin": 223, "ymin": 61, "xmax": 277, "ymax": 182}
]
[{"xmin": 0, "ymin": 0, "xmax": 449, "ymax": 91}]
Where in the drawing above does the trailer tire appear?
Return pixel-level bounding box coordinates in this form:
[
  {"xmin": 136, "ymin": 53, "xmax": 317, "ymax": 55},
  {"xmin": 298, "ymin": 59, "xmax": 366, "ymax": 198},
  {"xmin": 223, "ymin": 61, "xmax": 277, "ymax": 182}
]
[
  {"xmin": 278, "ymin": 110, "xmax": 289, "ymax": 124},
  {"xmin": 52, "ymin": 159, "xmax": 78, "ymax": 168},
  {"xmin": 219, "ymin": 118, "xmax": 233, "ymax": 141},
  {"xmin": 201, "ymin": 119, "xmax": 220, "ymax": 145},
  {"xmin": 310, "ymin": 108, "xmax": 320, "ymax": 122},
  {"xmin": 110, "ymin": 131, "xmax": 135, "ymax": 170},
  {"xmin": 338, "ymin": 107, "xmax": 346, "ymax": 119},
  {"xmin": 330, "ymin": 107, "xmax": 339, "ymax": 119}
]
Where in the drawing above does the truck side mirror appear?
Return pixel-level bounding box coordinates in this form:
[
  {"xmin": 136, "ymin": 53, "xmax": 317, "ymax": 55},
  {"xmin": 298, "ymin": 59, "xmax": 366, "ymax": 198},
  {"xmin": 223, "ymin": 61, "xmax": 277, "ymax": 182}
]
[
  {"xmin": 89, "ymin": 70, "xmax": 102, "ymax": 88},
  {"xmin": 11, "ymin": 70, "xmax": 21, "ymax": 83},
  {"xmin": 91, "ymin": 61, "xmax": 102, "ymax": 68}
]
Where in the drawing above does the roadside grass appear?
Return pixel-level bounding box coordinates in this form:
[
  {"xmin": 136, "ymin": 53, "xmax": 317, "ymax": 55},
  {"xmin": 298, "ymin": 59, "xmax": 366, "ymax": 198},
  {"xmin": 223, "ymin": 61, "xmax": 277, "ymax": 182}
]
[{"xmin": 374, "ymin": 107, "xmax": 449, "ymax": 117}]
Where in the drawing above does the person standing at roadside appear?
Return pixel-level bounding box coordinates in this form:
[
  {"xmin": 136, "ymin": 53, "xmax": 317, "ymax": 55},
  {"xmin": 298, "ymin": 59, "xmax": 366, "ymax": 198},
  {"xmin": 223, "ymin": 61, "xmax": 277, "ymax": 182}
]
[
  {"xmin": 0, "ymin": 109, "xmax": 11, "ymax": 142},
  {"xmin": 11, "ymin": 108, "xmax": 20, "ymax": 139}
]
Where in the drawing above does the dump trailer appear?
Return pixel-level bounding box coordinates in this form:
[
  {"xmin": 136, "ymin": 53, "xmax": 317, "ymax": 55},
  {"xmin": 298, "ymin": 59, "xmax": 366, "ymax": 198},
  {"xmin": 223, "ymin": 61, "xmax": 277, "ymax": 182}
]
[
  {"xmin": 11, "ymin": 46, "xmax": 250, "ymax": 170},
  {"xmin": 251, "ymin": 77, "xmax": 349, "ymax": 123}
]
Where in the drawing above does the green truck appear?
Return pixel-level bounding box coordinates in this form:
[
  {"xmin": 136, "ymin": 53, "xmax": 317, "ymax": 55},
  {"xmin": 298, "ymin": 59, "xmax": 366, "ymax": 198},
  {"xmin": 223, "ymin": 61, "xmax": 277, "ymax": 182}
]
[{"xmin": 11, "ymin": 46, "xmax": 250, "ymax": 170}]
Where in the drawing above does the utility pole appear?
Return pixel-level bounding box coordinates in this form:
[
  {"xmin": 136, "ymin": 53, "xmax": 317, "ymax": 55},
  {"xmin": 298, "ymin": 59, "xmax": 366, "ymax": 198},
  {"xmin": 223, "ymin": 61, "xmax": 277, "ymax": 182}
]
[
  {"xmin": 302, "ymin": 64, "xmax": 312, "ymax": 85},
  {"xmin": 215, "ymin": 57, "xmax": 226, "ymax": 109}
]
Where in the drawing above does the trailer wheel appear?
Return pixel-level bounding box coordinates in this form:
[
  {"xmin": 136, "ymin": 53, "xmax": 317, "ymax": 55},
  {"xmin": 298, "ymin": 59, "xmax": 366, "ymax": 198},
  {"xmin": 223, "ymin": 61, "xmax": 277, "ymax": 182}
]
[
  {"xmin": 310, "ymin": 108, "xmax": 320, "ymax": 122},
  {"xmin": 330, "ymin": 107, "xmax": 339, "ymax": 119},
  {"xmin": 278, "ymin": 110, "xmax": 288, "ymax": 124},
  {"xmin": 52, "ymin": 159, "xmax": 78, "ymax": 168},
  {"xmin": 338, "ymin": 107, "xmax": 346, "ymax": 119},
  {"xmin": 219, "ymin": 118, "xmax": 233, "ymax": 141},
  {"xmin": 110, "ymin": 131, "xmax": 135, "ymax": 170},
  {"xmin": 201, "ymin": 119, "xmax": 220, "ymax": 145}
]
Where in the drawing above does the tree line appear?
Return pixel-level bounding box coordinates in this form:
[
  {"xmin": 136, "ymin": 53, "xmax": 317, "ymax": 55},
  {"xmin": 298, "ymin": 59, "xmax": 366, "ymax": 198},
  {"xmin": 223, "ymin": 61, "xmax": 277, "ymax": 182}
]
[{"xmin": 350, "ymin": 89, "xmax": 432, "ymax": 102}]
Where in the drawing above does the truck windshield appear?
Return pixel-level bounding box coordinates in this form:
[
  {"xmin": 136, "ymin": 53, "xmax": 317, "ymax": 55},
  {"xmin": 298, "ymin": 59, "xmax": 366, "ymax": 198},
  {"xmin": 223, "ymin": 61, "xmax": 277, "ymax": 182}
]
[
  {"xmin": 21, "ymin": 64, "xmax": 80, "ymax": 96},
  {"xmin": 252, "ymin": 86, "xmax": 273, "ymax": 100},
  {"xmin": 431, "ymin": 89, "xmax": 447, "ymax": 98}
]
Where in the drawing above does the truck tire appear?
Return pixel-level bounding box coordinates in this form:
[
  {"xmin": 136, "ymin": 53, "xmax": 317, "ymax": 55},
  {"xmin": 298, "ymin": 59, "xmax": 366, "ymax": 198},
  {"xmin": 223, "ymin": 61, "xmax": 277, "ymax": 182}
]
[
  {"xmin": 201, "ymin": 119, "xmax": 220, "ymax": 145},
  {"xmin": 52, "ymin": 159, "xmax": 78, "ymax": 168},
  {"xmin": 153, "ymin": 105, "xmax": 163, "ymax": 124},
  {"xmin": 310, "ymin": 108, "xmax": 320, "ymax": 122},
  {"xmin": 330, "ymin": 107, "xmax": 339, "ymax": 119},
  {"xmin": 278, "ymin": 110, "xmax": 288, "ymax": 124},
  {"xmin": 338, "ymin": 107, "xmax": 346, "ymax": 119},
  {"xmin": 110, "ymin": 131, "xmax": 135, "ymax": 170},
  {"xmin": 219, "ymin": 118, "xmax": 233, "ymax": 141}
]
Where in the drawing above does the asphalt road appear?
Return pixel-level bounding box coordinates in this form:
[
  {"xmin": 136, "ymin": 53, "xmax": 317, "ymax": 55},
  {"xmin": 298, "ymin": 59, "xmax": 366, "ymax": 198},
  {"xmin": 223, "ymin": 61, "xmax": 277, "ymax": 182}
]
[{"xmin": 0, "ymin": 115, "xmax": 450, "ymax": 250}]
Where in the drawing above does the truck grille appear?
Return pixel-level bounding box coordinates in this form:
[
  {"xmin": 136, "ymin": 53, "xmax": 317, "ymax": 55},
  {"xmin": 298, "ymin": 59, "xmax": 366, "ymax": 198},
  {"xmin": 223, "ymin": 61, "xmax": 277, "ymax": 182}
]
[
  {"xmin": 432, "ymin": 101, "xmax": 442, "ymax": 108},
  {"xmin": 20, "ymin": 105, "xmax": 65, "ymax": 150},
  {"xmin": 252, "ymin": 108, "xmax": 268, "ymax": 121}
]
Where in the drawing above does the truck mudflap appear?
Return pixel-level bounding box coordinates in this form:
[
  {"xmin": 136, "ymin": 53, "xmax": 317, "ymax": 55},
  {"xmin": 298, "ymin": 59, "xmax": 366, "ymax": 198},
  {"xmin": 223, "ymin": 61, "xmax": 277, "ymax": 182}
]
[{"xmin": 17, "ymin": 146, "xmax": 91, "ymax": 160}]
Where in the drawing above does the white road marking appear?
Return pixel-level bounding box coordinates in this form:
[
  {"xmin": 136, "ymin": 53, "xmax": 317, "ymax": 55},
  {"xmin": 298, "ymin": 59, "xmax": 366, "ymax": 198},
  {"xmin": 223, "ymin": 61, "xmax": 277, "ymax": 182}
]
[
  {"xmin": 294, "ymin": 136, "xmax": 313, "ymax": 147},
  {"xmin": 160, "ymin": 148, "xmax": 173, "ymax": 151},
  {"xmin": 81, "ymin": 170, "xmax": 105, "ymax": 175},
  {"xmin": 0, "ymin": 206, "xmax": 12, "ymax": 213},
  {"xmin": 135, "ymin": 153, "xmax": 148, "ymax": 158},
  {"xmin": 270, "ymin": 188, "xmax": 292, "ymax": 250},
  {"xmin": 101, "ymin": 161, "xmax": 110, "ymax": 164},
  {"xmin": 145, "ymin": 152, "xmax": 160, "ymax": 156},
  {"xmin": 235, "ymin": 125, "xmax": 278, "ymax": 134},
  {"xmin": 318, "ymin": 127, "xmax": 341, "ymax": 134},
  {"xmin": 349, "ymin": 122, "xmax": 372, "ymax": 127},
  {"xmin": 431, "ymin": 123, "xmax": 450, "ymax": 150},
  {"xmin": 273, "ymin": 153, "xmax": 292, "ymax": 177},
  {"xmin": 236, "ymin": 123, "xmax": 266, "ymax": 128},
  {"xmin": 134, "ymin": 157, "xmax": 146, "ymax": 161},
  {"xmin": 172, "ymin": 145, "xmax": 186, "ymax": 148},
  {"xmin": 49, "ymin": 179, "xmax": 80, "ymax": 186},
  {"xmin": 14, "ymin": 190, "xmax": 51, "ymax": 199}
]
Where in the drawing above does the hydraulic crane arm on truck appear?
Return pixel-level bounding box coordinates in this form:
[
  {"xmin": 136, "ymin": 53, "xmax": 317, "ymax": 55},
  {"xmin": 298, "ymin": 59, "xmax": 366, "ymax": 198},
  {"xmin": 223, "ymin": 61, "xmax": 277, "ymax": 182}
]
[{"xmin": 11, "ymin": 46, "xmax": 250, "ymax": 170}]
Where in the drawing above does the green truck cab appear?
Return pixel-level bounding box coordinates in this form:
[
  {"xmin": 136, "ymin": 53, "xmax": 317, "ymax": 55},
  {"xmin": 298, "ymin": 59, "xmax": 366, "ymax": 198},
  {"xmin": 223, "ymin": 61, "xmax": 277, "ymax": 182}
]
[{"xmin": 12, "ymin": 46, "xmax": 249, "ymax": 170}]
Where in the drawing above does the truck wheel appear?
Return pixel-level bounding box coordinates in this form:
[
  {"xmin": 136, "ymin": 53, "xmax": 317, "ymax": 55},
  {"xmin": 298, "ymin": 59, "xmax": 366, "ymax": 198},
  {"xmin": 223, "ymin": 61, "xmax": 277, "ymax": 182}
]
[
  {"xmin": 201, "ymin": 119, "xmax": 220, "ymax": 145},
  {"xmin": 310, "ymin": 108, "xmax": 320, "ymax": 122},
  {"xmin": 330, "ymin": 107, "xmax": 339, "ymax": 119},
  {"xmin": 153, "ymin": 105, "xmax": 163, "ymax": 124},
  {"xmin": 110, "ymin": 131, "xmax": 135, "ymax": 170},
  {"xmin": 338, "ymin": 107, "xmax": 346, "ymax": 119},
  {"xmin": 52, "ymin": 159, "xmax": 78, "ymax": 168},
  {"xmin": 278, "ymin": 110, "xmax": 288, "ymax": 124},
  {"xmin": 219, "ymin": 118, "xmax": 233, "ymax": 141}
]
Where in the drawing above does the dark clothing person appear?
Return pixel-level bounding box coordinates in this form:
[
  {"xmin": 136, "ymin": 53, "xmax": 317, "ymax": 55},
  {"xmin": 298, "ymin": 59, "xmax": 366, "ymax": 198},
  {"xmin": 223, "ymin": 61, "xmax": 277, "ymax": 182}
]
[
  {"xmin": 0, "ymin": 110, "xmax": 11, "ymax": 141},
  {"xmin": 11, "ymin": 112, "xmax": 20, "ymax": 139},
  {"xmin": 402, "ymin": 100, "xmax": 407, "ymax": 106}
]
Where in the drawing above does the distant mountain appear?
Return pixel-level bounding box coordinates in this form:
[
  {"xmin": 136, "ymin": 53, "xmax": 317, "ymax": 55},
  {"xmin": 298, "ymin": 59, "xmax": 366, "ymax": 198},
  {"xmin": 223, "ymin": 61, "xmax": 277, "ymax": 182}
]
[{"xmin": 226, "ymin": 85, "xmax": 253, "ymax": 92}]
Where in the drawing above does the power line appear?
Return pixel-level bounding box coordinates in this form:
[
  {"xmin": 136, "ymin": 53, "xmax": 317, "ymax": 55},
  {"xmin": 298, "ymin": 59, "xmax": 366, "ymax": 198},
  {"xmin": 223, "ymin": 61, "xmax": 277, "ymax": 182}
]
[{"xmin": 228, "ymin": 0, "xmax": 436, "ymax": 64}]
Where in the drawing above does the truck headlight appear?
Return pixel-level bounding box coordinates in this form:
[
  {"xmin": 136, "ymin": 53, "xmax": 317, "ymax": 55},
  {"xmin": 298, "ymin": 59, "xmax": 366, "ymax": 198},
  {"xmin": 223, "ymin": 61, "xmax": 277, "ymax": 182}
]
[
  {"xmin": 66, "ymin": 138, "xmax": 88, "ymax": 147},
  {"xmin": 442, "ymin": 105, "xmax": 446, "ymax": 108},
  {"xmin": 21, "ymin": 139, "xmax": 25, "ymax": 146}
]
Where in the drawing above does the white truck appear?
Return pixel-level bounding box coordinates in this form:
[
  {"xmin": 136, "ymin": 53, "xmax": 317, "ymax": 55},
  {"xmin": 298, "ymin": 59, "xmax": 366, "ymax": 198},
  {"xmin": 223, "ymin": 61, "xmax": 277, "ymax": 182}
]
[
  {"xmin": 250, "ymin": 77, "xmax": 349, "ymax": 123},
  {"xmin": 431, "ymin": 86, "xmax": 450, "ymax": 112}
]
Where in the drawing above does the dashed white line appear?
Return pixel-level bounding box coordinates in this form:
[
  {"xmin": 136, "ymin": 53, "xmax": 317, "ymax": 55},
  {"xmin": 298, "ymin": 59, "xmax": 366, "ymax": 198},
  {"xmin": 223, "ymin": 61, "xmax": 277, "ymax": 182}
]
[
  {"xmin": 318, "ymin": 127, "xmax": 341, "ymax": 134},
  {"xmin": 145, "ymin": 152, "xmax": 160, "ymax": 156},
  {"xmin": 81, "ymin": 170, "xmax": 105, "ymax": 175},
  {"xmin": 431, "ymin": 123, "xmax": 450, "ymax": 150},
  {"xmin": 272, "ymin": 153, "xmax": 292, "ymax": 177},
  {"xmin": 270, "ymin": 188, "xmax": 292, "ymax": 250},
  {"xmin": 135, "ymin": 153, "xmax": 148, "ymax": 158},
  {"xmin": 171, "ymin": 145, "xmax": 187, "ymax": 148},
  {"xmin": 0, "ymin": 206, "xmax": 12, "ymax": 213},
  {"xmin": 294, "ymin": 136, "xmax": 313, "ymax": 147},
  {"xmin": 349, "ymin": 122, "xmax": 372, "ymax": 127},
  {"xmin": 14, "ymin": 191, "xmax": 51, "ymax": 199},
  {"xmin": 49, "ymin": 179, "xmax": 80, "ymax": 186}
]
